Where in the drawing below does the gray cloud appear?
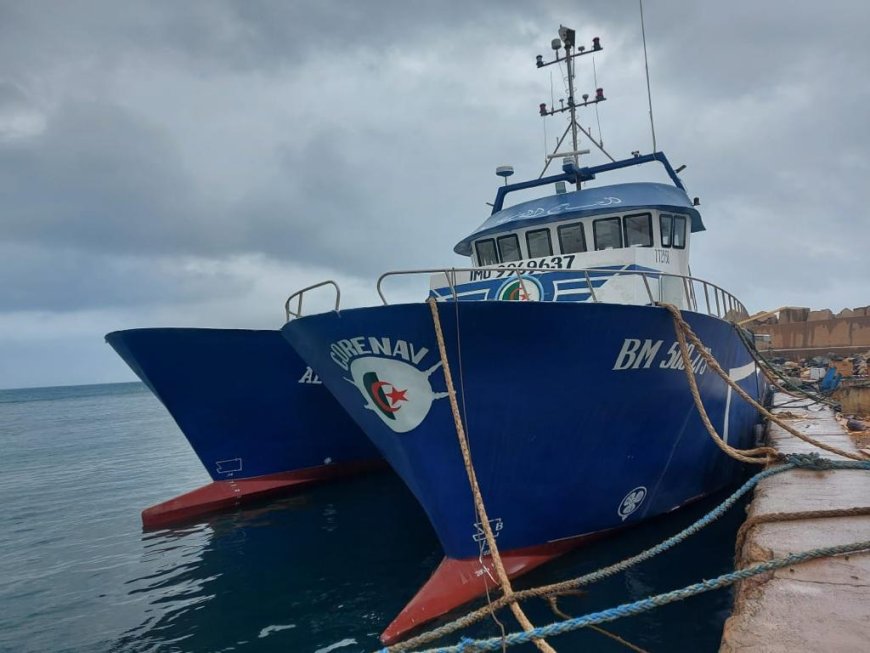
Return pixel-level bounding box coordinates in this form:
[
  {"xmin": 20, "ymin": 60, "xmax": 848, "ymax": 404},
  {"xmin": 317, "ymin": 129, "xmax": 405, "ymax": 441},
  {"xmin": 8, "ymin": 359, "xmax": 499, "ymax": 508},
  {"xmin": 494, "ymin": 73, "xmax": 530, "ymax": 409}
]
[
  {"xmin": 0, "ymin": 1, "xmax": 868, "ymax": 387},
  {"xmin": 0, "ymin": 100, "xmax": 206, "ymax": 254}
]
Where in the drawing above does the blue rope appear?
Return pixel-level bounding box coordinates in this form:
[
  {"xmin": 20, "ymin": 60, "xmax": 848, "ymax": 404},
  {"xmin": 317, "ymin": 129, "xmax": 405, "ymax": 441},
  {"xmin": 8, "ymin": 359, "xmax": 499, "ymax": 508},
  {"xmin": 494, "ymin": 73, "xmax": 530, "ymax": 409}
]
[
  {"xmin": 379, "ymin": 457, "xmax": 870, "ymax": 653},
  {"xmin": 419, "ymin": 538, "xmax": 870, "ymax": 652}
]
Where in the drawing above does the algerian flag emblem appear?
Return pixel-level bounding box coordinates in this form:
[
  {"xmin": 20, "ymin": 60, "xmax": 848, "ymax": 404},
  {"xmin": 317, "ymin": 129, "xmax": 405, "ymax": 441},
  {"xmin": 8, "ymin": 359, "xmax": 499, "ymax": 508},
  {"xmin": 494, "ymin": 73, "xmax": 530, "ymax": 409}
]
[
  {"xmin": 349, "ymin": 356, "xmax": 447, "ymax": 433},
  {"xmin": 497, "ymin": 275, "xmax": 543, "ymax": 301},
  {"xmin": 362, "ymin": 371, "xmax": 406, "ymax": 421}
]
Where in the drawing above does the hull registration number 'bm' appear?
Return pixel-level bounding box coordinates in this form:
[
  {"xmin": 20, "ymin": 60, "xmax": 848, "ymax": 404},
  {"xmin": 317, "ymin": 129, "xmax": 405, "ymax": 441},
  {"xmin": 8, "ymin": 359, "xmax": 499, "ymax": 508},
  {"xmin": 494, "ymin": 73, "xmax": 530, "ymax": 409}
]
[{"xmin": 613, "ymin": 338, "xmax": 709, "ymax": 374}]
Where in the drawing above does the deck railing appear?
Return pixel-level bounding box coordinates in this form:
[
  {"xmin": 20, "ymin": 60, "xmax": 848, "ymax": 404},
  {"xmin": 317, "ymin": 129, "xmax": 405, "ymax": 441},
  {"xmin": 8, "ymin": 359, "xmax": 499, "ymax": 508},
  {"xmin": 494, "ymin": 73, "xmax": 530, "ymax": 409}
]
[
  {"xmin": 284, "ymin": 267, "xmax": 748, "ymax": 321},
  {"xmin": 284, "ymin": 280, "xmax": 341, "ymax": 321}
]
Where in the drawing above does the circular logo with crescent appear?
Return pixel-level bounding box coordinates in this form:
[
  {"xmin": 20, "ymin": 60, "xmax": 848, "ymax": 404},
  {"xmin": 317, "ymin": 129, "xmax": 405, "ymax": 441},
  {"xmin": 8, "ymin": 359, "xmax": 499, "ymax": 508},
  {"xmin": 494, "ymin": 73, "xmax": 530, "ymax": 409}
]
[
  {"xmin": 349, "ymin": 357, "xmax": 447, "ymax": 434},
  {"xmin": 618, "ymin": 486, "xmax": 647, "ymax": 521},
  {"xmin": 497, "ymin": 275, "xmax": 543, "ymax": 301}
]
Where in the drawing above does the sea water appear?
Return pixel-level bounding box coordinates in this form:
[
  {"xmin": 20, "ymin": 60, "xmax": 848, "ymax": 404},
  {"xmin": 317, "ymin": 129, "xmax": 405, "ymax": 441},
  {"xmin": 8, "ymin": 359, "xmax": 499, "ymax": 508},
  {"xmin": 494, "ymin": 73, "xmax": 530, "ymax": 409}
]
[{"xmin": 0, "ymin": 382, "xmax": 749, "ymax": 652}]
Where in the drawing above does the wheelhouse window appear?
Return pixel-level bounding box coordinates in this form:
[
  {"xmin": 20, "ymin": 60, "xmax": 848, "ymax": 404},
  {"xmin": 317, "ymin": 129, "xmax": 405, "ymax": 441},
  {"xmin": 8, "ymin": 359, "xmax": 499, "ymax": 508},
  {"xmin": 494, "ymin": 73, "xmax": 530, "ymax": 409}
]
[
  {"xmin": 593, "ymin": 217, "xmax": 623, "ymax": 250},
  {"xmin": 660, "ymin": 214, "xmax": 673, "ymax": 247},
  {"xmin": 497, "ymin": 234, "xmax": 522, "ymax": 262},
  {"xmin": 557, "ymin": 222, "xmax": 587, "ymax": 254},
  {"xmin": 673, "ymin": 215, "xmax": 687, "ymax": 249},
  {"xmin": 475, "ymin": 239, "xmax": 499, "ymax": 266},
  {"xmin": 526, "ymin": 229, "xmax": 553, "ymax": 258},
  {"xmin": 623, "ymin": 213, "xmax": 653, "ymax": 247}
]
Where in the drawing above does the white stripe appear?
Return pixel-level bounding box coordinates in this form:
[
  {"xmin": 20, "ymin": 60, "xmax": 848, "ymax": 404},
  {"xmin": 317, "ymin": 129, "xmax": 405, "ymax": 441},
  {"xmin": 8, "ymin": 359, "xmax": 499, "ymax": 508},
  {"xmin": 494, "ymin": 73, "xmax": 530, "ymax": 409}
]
[
  {"xmin": 723, "ymin": 361, "xmax": 757, "ymax": 443},
  {"xmin": 723, "ymin": 387, "xmax": 732, "ymax": 444},
  {"xmin": 728, "ymin": 361, "xmax": 756, "ymax": 382}
]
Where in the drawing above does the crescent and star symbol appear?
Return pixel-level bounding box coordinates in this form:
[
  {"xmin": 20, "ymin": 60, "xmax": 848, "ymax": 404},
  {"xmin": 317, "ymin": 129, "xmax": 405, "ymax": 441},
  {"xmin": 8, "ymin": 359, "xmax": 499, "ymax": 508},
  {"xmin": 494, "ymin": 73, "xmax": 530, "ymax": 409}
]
[{"xmin": 369, "ymin": 380, "xmax": 408, "ymax": 414}]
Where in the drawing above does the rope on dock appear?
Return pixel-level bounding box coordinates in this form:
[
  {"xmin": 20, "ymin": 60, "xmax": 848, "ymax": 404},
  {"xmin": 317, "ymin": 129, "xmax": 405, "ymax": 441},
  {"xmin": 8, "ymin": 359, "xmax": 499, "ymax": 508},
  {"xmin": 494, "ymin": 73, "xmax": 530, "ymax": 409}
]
[
  {"xmin": 734, "ymin": 505, "xmax": 870, "ymax": 559},
  {"xmin": 381, "ymin": 457, "xmax": 870, "ymax": 652},
  {"xmin": 406, "ymin": 537, "xmax": 870, "ymax": 653},
  {"xmin": 426, "ymin": 298, "xmax": 556, "ymax": 653},
  {"xmin": 660, "ymin": 303, "xmax": 868, "ymax": 463}
]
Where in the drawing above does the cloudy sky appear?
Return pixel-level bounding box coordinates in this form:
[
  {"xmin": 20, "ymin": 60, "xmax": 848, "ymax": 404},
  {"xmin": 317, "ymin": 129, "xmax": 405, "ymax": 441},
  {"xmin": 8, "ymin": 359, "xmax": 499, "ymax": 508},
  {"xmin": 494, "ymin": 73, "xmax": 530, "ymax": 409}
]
[{"xmin": 1, "ymin": 1, "xmax": 867, "ymax": 388}]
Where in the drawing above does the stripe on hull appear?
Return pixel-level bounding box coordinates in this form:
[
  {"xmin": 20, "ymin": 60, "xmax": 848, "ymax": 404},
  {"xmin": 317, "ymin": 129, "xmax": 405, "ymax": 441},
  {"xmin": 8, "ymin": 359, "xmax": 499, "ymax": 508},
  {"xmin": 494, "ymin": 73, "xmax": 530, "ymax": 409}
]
[{"xmin": 142, "ymin": 459, "xmax": 386, "ymax": 529}]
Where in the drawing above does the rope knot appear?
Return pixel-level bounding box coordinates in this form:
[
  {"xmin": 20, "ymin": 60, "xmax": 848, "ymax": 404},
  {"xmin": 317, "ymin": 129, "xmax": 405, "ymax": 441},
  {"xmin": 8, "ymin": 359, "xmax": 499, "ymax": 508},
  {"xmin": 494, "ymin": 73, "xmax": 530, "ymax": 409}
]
[{"xmin": 783, "ymin": 452, "xmax": 836, "ymax": 470}]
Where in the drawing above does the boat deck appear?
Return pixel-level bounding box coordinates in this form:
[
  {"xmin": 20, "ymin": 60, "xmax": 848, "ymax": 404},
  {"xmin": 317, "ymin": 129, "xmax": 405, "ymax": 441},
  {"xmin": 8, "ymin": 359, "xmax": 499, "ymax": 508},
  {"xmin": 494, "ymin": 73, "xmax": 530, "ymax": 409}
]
[{"xmin": 720, "ymin": 393, "xmax": 870, "ymax": 651}]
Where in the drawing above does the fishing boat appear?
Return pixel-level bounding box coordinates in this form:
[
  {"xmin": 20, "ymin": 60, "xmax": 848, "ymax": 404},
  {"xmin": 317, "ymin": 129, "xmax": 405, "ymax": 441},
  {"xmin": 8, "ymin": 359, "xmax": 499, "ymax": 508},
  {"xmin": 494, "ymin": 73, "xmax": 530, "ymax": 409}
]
[
  {"xmin": 106, "ymin": 327, "xmax": 381, "ymax": 529},
  {"xmin": 280, "ymin": 26, "xmax": 766, "ymax": 642}
]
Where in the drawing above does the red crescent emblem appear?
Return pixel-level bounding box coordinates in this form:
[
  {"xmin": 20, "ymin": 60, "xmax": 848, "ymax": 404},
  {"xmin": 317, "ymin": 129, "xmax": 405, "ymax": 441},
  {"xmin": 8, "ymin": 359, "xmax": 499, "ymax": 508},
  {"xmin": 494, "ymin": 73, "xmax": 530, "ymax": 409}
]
[{"xmin": 369, "ymin": 380, "xmax": 401, "ymax": 414}]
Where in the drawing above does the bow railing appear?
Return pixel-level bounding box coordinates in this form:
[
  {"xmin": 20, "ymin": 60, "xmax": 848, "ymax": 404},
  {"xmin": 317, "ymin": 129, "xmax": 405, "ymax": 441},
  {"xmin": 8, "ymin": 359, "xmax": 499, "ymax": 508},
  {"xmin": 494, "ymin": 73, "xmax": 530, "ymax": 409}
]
[{"xmin": 376, "ymin": 267, "xmax": 749, "ymax": 321}]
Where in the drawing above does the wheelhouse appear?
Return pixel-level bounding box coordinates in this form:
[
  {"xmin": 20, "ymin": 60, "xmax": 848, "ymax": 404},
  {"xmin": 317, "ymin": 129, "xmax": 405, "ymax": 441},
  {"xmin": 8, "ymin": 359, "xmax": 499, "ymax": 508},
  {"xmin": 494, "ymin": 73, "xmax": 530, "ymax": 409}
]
[
  {"xmin": 454, "ymin": 177, "xmax": 704, "ymax": 277},
  {"xmin": 428, "ymin": 156, "xmax": 713, "ymax": 310},
  {"xmin": 469, "ymin": 207, "xmax": 691, "ymax": 267}
]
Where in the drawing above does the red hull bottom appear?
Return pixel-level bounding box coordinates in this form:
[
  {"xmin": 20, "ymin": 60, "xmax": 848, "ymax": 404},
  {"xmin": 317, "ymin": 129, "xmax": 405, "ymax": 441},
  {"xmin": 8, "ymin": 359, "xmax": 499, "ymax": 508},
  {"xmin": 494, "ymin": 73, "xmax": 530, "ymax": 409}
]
[
  {"xmin": 142, "ymin": 459, "xmax": 385, "ymax": 529},
  {"xmin": 381, "ymin": 532, "xmax": 612, "ymax": 645}
]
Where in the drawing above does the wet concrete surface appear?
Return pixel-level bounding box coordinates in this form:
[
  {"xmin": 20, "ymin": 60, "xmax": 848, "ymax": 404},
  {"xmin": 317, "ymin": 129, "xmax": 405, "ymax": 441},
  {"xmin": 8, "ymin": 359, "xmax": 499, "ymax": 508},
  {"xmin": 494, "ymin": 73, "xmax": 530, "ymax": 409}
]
[{"xmin": 720, "ymin": 393, "xmax": 870, "ymax": 652}]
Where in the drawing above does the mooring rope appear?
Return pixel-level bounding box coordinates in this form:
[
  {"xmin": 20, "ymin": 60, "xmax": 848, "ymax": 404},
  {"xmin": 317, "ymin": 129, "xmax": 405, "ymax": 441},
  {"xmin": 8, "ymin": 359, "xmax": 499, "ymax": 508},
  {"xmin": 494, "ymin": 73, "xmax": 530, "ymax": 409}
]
[
  {"xmin": 380, "ymin": 456, "xmax": 870, "ymax": 652},
  {"xmin": 732, "ymin": 326, "xmax": 840, "ymax": 409},
  {"xmin": 660, "ymin": 303, "xmax": 868, "ymax": 463},
  {"xmin": 547, "ymin": 596, "xmax": 649, "ymax": 653},
  {"xmin": 659, "ymin": 302, "xmax": 776, "ymax": 464},
  {"xmin": 734, "ymin": 505, "xmax": 870, "ymax": 559},
  {"xmin": 407, "ymin": 538, "xmax": 870, "ymax": 653},
  {"xmin": 426, "ymin": 298, "xmax": 556, "ymax": 653}
]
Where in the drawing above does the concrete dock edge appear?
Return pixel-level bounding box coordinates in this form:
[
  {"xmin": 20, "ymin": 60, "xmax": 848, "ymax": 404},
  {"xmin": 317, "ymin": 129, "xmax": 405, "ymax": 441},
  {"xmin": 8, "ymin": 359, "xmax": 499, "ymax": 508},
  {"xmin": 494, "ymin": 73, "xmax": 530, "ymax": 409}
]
[{"xmin": 719, "ymin": 392, "xmax": 870, "ymax": 652}]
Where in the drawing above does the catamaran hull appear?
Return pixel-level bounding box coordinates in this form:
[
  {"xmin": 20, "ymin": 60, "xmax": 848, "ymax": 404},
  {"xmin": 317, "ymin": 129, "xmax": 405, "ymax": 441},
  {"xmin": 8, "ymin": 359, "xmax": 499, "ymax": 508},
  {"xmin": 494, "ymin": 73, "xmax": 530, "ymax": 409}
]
[
  {"xmin": 106, "ymin": 328, "xmax": 381, "ymax": 528},
  {"xmin": 281, "ymin": 301, "xmax": 765, "ymax": 640}
]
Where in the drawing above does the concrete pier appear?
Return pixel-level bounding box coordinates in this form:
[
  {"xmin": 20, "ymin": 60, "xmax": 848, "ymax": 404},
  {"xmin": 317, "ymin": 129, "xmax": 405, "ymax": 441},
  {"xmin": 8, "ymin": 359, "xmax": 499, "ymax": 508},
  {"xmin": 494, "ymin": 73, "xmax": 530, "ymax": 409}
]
[{"xmin": 720, "ymin": 393, "xmax": 870, "ymax": 652}]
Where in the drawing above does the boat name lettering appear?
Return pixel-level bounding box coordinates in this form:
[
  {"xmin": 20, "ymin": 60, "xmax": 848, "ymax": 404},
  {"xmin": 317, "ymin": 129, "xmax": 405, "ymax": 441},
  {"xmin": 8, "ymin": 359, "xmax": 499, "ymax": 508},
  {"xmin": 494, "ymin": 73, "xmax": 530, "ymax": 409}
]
[
  {"xmin": 469, "ymin": 255, "xmax": 576, "ymax": 281},
  {"xmin": 297, "ymin": 366, "xmax": 323, "ymax": 384},
  {"xmin": 329, "ymin": 336, "xmax": 430, "ymax": 371},
  {"xmin": 613, "ymin": 338, "xmax": 709, "ymax": 374}
]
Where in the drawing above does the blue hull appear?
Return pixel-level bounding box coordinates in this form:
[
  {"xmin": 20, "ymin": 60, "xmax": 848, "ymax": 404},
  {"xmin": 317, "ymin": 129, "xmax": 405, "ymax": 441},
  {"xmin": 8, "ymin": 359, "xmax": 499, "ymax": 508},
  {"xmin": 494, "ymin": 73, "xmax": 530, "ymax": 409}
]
[
  {"xmin": 106, "ymin": 328, "xmax": 379, "ymax": 481},
  {"xmin": 282, "ymin": 302, "xmax": 764, "ymax": 559}
]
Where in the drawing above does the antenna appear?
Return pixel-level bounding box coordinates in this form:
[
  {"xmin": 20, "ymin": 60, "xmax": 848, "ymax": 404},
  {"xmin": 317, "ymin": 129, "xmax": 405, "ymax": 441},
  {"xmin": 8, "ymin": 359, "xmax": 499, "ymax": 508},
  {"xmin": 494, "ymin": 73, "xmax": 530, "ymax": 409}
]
[
  {"xmin": 536, "ymin": 25, "xmax": 615, "ymax": 186},
  {"xmin": 639, "ymin": 0, "xmax": 657, "ymax": 152}
]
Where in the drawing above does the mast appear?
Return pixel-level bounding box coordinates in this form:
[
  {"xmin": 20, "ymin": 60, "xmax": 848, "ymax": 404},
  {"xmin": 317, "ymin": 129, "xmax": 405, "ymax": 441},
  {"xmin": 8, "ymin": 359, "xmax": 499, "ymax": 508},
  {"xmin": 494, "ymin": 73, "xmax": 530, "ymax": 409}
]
[
  {"xmin": 563, "ymin": 28, "xmax": 580, "ymax": 169},
  {"xmin": 536, "ymin": 25, "xmax": 613, "ymax": 188}
]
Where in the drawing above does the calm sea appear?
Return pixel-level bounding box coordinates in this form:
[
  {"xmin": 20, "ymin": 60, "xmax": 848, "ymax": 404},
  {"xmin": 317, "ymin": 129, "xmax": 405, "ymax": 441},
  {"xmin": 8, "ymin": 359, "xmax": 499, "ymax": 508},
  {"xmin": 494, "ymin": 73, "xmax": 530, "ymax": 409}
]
[{"xmin": 0, "ymin": 382, "xmax": 749, "ymax": 652}]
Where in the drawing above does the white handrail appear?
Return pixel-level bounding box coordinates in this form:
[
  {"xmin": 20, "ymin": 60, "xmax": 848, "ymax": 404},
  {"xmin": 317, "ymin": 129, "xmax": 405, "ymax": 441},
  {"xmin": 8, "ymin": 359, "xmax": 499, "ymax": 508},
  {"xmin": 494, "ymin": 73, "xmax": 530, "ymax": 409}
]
[
  {"xmin": 284, "ymin": 280, "xmax": 341, "ymax": 321},
  {"xmin": 374, "ymin": 266, "xmax": 749, "ymax": 320}
]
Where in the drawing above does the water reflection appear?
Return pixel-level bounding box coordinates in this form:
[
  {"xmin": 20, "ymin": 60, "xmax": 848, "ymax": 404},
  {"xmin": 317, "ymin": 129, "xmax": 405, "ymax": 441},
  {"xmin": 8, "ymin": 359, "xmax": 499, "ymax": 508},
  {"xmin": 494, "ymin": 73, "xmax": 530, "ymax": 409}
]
[{"xmin": 114, "ymin": 473, "xmax": 435, "ymax": 652}]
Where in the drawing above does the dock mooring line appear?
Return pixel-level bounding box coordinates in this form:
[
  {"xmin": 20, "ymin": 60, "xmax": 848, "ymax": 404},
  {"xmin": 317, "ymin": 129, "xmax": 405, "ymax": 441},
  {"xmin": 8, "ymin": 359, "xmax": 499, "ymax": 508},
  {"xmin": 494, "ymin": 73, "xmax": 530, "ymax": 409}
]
[
  {"xmin": 660, "ymin": 303, "xmax": 869, "ymax": 463},
  {"xmin": 379, "ymin": 456, "xmax": 870, "ymax": 653},
  {"xmin": 404, "ymin": 537, "xmax": 870, "ymax": 653}
]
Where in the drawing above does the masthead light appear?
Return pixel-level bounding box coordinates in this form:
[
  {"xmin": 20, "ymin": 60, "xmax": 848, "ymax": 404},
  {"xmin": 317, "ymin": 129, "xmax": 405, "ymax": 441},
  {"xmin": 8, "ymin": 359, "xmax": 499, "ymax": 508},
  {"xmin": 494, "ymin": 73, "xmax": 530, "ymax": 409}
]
[
  {"xmin": 536, "ymin": 54, "xmax": 544, "ymax": 67},
  {"xmin": 539, "ymin": 103, "xmax": 548, "ymax": 116},
  {"xmin": 593, "ymin": 36, "xmax": 601, "ymax": 51},
  {"xmin": 596, "ymin": 87, "xmax": 605, "ymax": 101}
]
